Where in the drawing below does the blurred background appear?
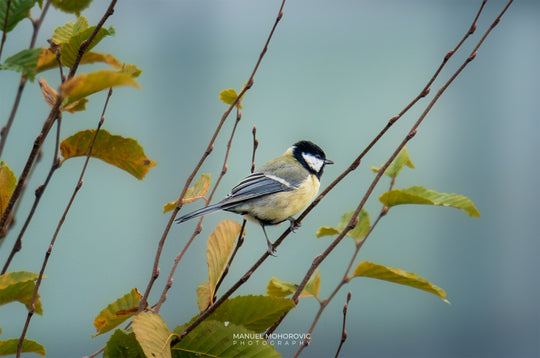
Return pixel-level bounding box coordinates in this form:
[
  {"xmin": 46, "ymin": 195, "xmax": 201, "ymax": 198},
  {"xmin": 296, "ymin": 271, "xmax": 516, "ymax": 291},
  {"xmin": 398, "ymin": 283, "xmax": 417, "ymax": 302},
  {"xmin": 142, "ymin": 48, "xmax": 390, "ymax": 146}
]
[{"xmin": 0, "ymin": 0, "xmax": 538, "ymax": 357}]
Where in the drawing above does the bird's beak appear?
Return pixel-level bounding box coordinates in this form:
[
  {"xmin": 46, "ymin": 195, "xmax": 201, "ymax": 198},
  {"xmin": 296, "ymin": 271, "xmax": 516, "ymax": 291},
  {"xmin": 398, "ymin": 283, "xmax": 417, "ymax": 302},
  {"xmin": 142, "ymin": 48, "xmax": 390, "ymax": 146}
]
[{"xmin": 325, "ymin": 159, "xmax": 334, "ymax": 165}]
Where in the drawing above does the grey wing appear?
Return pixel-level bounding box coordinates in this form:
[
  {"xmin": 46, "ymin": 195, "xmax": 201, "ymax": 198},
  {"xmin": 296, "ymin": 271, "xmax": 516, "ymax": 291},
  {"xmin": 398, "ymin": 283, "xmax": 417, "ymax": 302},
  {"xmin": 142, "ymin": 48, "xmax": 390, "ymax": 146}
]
[{"xmin": 219, "ymin": 172, "xmax": 295, "ymax": 208}]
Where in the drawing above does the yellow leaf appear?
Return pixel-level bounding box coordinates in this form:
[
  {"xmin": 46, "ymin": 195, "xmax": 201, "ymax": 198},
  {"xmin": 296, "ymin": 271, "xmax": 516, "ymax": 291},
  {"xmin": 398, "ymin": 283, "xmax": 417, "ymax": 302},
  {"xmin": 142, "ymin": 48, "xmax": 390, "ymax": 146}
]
[
  {"xmin": 163, "ymin": 174, "xmax": 212, "ymax": 213},
  {"xmin": 132, "ymin": 312, "xmax": 172, "ymax": 358},
  {"xmin": 93, "ymin": 288, "xmax": 142, "ymax": 337},
  {"xmin": 301, "ymin": 270, "xmax": 321, "ymax": 299},
  {"xmin": 353, "ymin": 261, "xmax": 449, "ymax": 303},
  {"xmin": 0, "ymin": 162, "xmax": 17, "ymax": 218},
  {"xmin": 38, "ymin": 78, "xmax": 88, "ymax": 113},
  {"xmin": 267, "ymin": 277, "xmax": 297, "ymax": 298},
  {"xmin": 207, "ymin": 220, "xmax": 241, "ymax": 304},
  {"xmin": 196, "ymin": 280, "xmax": 211, "ymax": 312},
  {"xmin": 36, "ymin": 48, "xmax": 122, "ymax": 73},
  {"xmin": 60, "ymin": 69, "xmax": 141, "ymax": 107},
  {"xmin": 219, "ymin": 86, "xmax": 244, "ymax": 109},
  {"xmin": 60, "ymin": 129, "xmax": 157, "ymax": 180}
]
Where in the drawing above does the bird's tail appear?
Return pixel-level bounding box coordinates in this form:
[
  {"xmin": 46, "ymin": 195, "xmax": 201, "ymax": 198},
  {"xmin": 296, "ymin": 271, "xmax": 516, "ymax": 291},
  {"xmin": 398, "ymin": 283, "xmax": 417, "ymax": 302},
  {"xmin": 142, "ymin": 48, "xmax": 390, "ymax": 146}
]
[{"xmin": 175, "ymin": 202, "xmax": 226, "ymax": 223}]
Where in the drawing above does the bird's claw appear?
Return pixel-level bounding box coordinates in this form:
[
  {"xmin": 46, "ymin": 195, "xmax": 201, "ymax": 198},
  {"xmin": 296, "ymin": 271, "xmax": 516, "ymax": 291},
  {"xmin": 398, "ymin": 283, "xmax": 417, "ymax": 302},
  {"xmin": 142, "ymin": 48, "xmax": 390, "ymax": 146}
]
[{"xmin": 288, "ymin": 217, "xmax": 301, "ymax": 232}]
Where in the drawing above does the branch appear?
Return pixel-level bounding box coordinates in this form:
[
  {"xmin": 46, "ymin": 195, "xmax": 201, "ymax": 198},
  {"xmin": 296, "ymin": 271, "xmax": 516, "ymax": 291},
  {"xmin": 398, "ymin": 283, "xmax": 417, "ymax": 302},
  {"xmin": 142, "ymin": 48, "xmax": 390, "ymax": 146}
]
[
  {"xmin": 271, "ymin": 0, "xmax": 515, "ymax": 341},
  {"xmin": 16, "ymin": 88, "xmax": 114, "ymax": 358},
  {"xmin": 138, "ymin": 0, "xmax": 287, "ymax": 313},
  {"xmin": 334, "ymin": 291, "xmax": 352, "ymax": 358},
  {"xmin": 0, "ymin": 0, "xmax": 52, "ymax": 158}
]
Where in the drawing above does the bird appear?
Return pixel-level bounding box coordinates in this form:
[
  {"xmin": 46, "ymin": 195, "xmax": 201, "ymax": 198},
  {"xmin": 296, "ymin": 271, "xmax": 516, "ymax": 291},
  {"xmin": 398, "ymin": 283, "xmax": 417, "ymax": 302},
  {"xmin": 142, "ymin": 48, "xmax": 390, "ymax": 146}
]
[{"xmin": 175, "ymin": 140, "xmax": 333, "ymax": 255}]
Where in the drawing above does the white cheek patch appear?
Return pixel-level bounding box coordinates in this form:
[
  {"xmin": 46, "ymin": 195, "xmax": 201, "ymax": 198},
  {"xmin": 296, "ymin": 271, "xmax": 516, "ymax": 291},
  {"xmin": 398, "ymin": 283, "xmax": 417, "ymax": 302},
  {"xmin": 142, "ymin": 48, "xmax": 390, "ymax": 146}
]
[{"xmin": 302, "ymin": 153, "xmax": 324, "ymax": 172}]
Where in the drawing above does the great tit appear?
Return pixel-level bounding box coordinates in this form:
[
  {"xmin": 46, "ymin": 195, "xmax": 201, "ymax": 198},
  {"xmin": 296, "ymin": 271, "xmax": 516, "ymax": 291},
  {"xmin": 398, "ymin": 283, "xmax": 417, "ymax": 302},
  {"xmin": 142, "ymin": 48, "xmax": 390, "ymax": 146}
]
[{"xmin": 175, "ymin": 140, "xmax": 333, "ymax": 255}]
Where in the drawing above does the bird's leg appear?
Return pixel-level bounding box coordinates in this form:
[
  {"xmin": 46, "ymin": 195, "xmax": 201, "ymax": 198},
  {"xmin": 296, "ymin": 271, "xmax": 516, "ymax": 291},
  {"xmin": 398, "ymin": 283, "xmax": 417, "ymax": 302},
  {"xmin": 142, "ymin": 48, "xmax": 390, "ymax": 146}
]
[
  {"xmin": 261, "ymin": 224, "xmax": 277, "ymax": 257},
  {"xmin": 287, "ymin": 217, "xmax": 301, "ymax": 232}
]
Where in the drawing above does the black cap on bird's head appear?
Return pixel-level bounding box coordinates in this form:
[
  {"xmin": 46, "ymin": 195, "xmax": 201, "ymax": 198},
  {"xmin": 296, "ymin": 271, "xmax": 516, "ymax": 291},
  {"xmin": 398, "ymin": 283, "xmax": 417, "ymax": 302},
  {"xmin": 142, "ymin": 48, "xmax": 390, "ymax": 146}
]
[{"xmin": 292, "ymin": 140, "xmax": 334, "ymax": 178}]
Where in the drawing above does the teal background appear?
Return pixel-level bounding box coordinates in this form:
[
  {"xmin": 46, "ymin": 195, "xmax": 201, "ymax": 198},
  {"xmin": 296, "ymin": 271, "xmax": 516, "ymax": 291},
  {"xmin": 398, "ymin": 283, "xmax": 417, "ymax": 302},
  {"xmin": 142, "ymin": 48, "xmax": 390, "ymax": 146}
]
[{"xmin": 0, "ymin": 0, "xmax": 538, "ymax": 357}]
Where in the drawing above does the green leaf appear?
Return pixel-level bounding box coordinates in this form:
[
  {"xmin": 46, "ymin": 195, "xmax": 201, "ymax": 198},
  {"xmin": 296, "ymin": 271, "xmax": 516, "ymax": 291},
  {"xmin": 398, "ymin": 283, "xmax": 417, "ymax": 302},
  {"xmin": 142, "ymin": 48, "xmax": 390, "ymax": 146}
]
[
  {"xmin": 51, "ymin": 15, "xmax": 88, "ymax": 45},
  {"xmin": 0, "ymin": 47, "xmax": 41, "ymax": 81},
  {"xmin": 163, "ymin": 174, "xmax": 212, "ymax": 213},
  {"xmin": 370, "ymin": 147, "xmax": 415, "ymax": 178},
  {"xmin": 60, "ymin": 129, "xmax": 157, "ymax": 180},
  {"xmin": 104, "ymin": 329, "xmax": 145, "ymax": 358},
  {"xmin": 352, "ymin": 261, "xmax": 449, "ymax": 303},
  {"xmin": 266, "ymin": 272, "xmax": 321, "ymax": 299},
  {"xmin": 0, "ymin": 271, "xmax": 43, "ymax": 314},
  {"xmin": 379, "ymin": 185, "xmax": 480, "ymax": 217},
  {"xmin": 316, "ymin": 208, "xmax": 370, "ymax": 242},
  {"xmin": 0, "ymin": 0, "xmax": 37, "ymax": 33},
  {"xmin": 119, "ymin": 63, "xmax": 142, "ymax": 78},
  {"xmin": 93, "ymin": 288, "xmax": 142, "ymax": 337},
  {"xmin": 51, "ymin": 0, "xmax": 92, "ymax": 15},
  {"xmin": 0, "ymin": 161, "xmax": 16, "ymax": 219},
  {"xmin": 59, "ymin": 22, "xmax": 115, "ymax": 67},
  {"xmin": 0, "ymin": 338, "xmax": 46, "ymax": 357},
  {"xmin": 210, "ymin": 295, "xmax": 295, "ymax": 333},
  {"xmin": 172, "ymin": 321, "xmax": 280, "ymax": 358},
  {"xmin": 207, "ymin": 220, "xmax": 241, "ymax": 304},
  {"xmin": 219, "ymin": 88, "xmax": 243, "ymax": 109},
  {"xmin": 132, "ymin": 312, "xmax": 172, "ymax": 358},
  {"xmin": 60, "ymin": 69, "xmax": 140, "ymax": 107}
]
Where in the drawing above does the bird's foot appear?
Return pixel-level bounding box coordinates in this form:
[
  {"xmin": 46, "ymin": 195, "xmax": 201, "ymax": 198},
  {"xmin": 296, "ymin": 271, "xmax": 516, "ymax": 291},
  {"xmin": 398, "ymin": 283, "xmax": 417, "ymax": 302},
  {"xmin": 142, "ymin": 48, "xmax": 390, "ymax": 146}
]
[{"xmin": 287, "ymin": 217, "xmax": 301, "ymax": 232}]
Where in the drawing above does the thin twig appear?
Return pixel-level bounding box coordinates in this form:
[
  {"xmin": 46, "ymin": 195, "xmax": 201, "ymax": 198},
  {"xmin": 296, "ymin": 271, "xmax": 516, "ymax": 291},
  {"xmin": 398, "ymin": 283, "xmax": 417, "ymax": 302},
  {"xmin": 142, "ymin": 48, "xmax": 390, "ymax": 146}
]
[
  {"xmin": 0, "ymin": 0, "xmax": 117, "ymax": 235},
  {"xmin": 16, "ymin": 88, "xmax": 114, "ymax": 358},
  {"xmin": 272, "ymin": 0, "xmax": 515, "ymax": 342},
  {"xmin": 138, "ymin": 0, "xmax": 287, "ymax": 313},
  {"xmin": 0, "ymin": 0, "xmax": 52, "ymax": 158},
  {"xmin": 334, "ymin": 291, "xmax": 352, "ymax": 358},
  {"xmin": 0, "ymin": 0, "xmax": 12, "ymax": 60}
]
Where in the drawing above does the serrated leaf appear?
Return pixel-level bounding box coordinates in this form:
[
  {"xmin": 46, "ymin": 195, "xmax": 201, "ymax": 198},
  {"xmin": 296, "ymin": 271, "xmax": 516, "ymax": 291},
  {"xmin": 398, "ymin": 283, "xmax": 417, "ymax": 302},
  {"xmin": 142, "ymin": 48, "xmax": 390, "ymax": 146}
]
[
  {"xmin": 0, "ymin": 338, "xmax": 46, "ymax": 356},
  {"xmin": 93, "ymin": 288, "xmax": 142, "ymax": 337},
  {"xmin": 379, "ymin": 185, "xmax": 480, "ymax": 217},
  {"xmin": 0, "ymin": 0, "xmax": 37, "ymax": 33},
  {"xmin": 36, "ymin": 47, "xmax": 122, "ymax": 73},
  {"xmin": 104, "ymin": 329, "xmax": 145, "ymax": 358},
  {"xmin": 51, "ymin": 0, "xmax": 92, "ymax": 15},
  {"xmin": 0, "ymin": 47, "xmax": 41, "ymax": 81},
  {"xmin": 172, "ymin": 321, "xmax": 280, "ymax": 358},
  {"xmin": 352, "ymin": 261, "xmax": 449, "ymax": 303},
  {"xmin": 207, "ymin": 220, "xmax": 241, "ymax": 304},
  {"xmin": 60, "ymin": 129, "xmax": 157, "ymax": 180},
  {"xmin": 0, "ymin": 271, "xmax": 43, "ymax": 314},
  {"xmin": 163, "ymin": 174, "xmax": 212, "ymax": 213},
  {"xmin": 60, "ymin": 69, "xmax": 140, "ymax": 107},
  {"xmin": 267, "ymin": 274, "xmax": 320, "ymax": 300},
  {"xmin": 195, "ymin": 280, "xmax": 211, "ymax": 312},
  {"xmin": 370, "ymin": 147, "xmax": 415, "ymax": 178},
  {"xmin": 132, "ymin": 312, "xmax": 172, "ymax": 358},
  {"xmin": 219, "ymin": 86, "xmax": 245, "ymax": 109},
  {"xmin": 316, "ymin": 208, "xmax": 370, "ymax": 242},
  {"xmin": 51, "ymin": 15, "xmax": 88, "ymax": 45},
  {"xmin": 59, "ymin": 22, "xmax": 115, "ymax": 67},
  {"xmin": 210, "ymin": 295, "xmax": 295, "ymax": 333}
]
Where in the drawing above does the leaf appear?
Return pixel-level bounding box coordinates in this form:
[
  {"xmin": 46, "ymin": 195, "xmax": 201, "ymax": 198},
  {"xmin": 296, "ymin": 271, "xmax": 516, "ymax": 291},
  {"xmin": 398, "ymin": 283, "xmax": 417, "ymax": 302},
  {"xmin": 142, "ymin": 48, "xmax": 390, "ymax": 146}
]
[
  {"xmin": 379, "ymin": 185, "xmax": 480, "ymax": 217},
  {"xmin": 370, "ymin": 147, "xmax": 415, "ymax": 178},
  {"xmin": 0, "ymin": 271, "xmax": 43, "ymax": 314},
  {"xmin": 352, "ymin": 261, "xmax": 449, "ymax": 303},
  {"xmin": 316, "ymin": 208, "xmax": 371, "ymax": 242},
  {"xmin": 163, "ymin": 174, "xmax": 212, "ymax": 213},
  {"xmin": 0, "ymin": 48, "xmax": 42, "ymax": 81},
  {"xmin": 219, "ymin": 86, "xmax": 245, "ymax": 109},
  {"xmin": 39, "ymin": 78, "xmax": 89, "ymax": 113},
  {"xmin": 0, "ymin": 338, "xmax": 46, "ymax": 356},
  {"xmin": 119, "ymin": 63, "xmax": 142, "ymax": 78},
  {"xmin": 172, "ymin": 320, "xmax": 280, "ymax": 358},
  {"xmin": 36, "ymin": 47, "xmax": 122, "ymax": 73},
  {"xmin": 302, "ymin": 270, "xmax": 321, "ymax": 299},
  {"xmin": 195, "ymin": 280, "xmax": 211, "ymax": 312},
  {"xmin": 267, "ymin": 273, "xmax": 321, "ymax": 299},
  {"xmin": 60, "ymin": 129, "xmax": 157, "ymax": 180},
  {"xmin": 51, "ymin": 15, "xmax": 88, "ymax": 45},
  {"xmin": 51, "ymin": 0, "xmax": 92, "ymax": 15},
  {"xmin": 266, "ymin": 277, "xmax": 297, "ymax": 298},
  {"xmin": 0, "ymin": 161, "xmax": 16, "ymax": 218},
  {"xmin": 104, "ymin": 329, "xmax": 145, "ymax": 358},
  {"xmin": 93, "ymin": 288, "xmax": 142, "ymax": 337},
  {"xmin": 0, "ymin": 0, "xmax": 37, "ymax": 33},
  {"xmin": 132, "ymin": 312, "xmax": 172, "ymax": 358},
  {"xmin": 207, "ymin": 220, "xmax": 241, "ymax": 304},
  {"xmin": 59, "ymin": 23, "xmax": 115, "ymax": 67},
  {"xmin": 210, "ymin": 295, "xmax": 295, "ymax": 333},
  {"xmin": 60, "ymin": 69, "xmax": 140, "ymax": 107}
]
